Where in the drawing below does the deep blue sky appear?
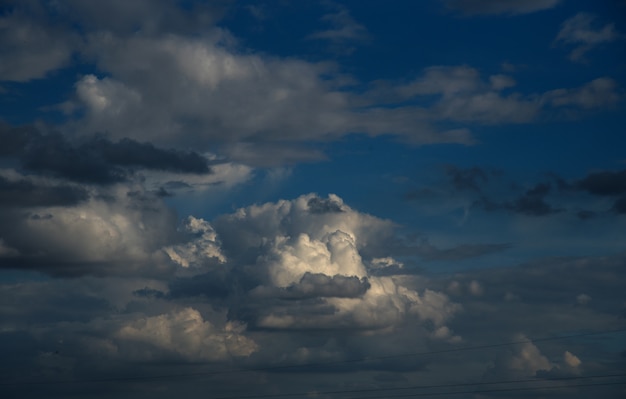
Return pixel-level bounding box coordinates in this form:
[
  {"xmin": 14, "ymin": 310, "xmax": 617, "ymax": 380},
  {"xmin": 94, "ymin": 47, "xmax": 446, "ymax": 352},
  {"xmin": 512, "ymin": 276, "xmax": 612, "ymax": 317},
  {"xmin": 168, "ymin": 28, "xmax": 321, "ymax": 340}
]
[{"xmin": 1, "ymin": 1, "xmax": 625, "ymax": 398}]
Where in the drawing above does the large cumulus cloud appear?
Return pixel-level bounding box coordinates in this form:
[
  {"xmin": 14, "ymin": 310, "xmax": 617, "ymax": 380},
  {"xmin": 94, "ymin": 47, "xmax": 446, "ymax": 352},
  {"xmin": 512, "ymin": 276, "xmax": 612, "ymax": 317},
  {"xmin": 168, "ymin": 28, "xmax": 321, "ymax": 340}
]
[{"xmin": 168, "ymin": 194, "xmax": 462, "ymax": 334}]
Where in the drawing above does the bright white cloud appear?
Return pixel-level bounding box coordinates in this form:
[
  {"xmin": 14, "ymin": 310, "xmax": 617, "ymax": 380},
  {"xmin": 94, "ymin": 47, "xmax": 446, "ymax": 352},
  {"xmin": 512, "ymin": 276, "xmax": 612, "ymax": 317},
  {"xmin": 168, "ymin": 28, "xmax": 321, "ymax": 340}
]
[
  {"xmin": 212, "ymin": 193, "xmax": 460, "ymax": 331},
  {"xmin": 163, "ymin": 216, "xmax": 225, "ymax": 269}
]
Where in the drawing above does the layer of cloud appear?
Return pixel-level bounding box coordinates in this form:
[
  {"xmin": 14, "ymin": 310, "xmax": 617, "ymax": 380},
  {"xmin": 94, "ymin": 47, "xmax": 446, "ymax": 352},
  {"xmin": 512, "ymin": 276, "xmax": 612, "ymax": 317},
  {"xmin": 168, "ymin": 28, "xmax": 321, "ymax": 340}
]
[{"xmin": 443, "ymin": 0, "xmax": 561, "ymax": 16}]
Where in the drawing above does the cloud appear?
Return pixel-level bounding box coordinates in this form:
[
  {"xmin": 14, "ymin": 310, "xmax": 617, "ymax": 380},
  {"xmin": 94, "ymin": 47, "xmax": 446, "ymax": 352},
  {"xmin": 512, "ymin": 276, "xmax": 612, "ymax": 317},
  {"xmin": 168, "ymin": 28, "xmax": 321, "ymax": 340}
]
[
  {"xmin": 574, "ymin": 169, "xmax": 626, "ymax": 213},
  {"xmin": 441, "ymin": 166, "xmax": 561, "ymax": 217},
  {"xmin": 555, "ymin": 13, "xmax": 621, "ymax": 61},
  {"xmin": 0, "ymin": 182, "xmax": 179, "ymax": 276},
  {"xmin": 543, "ymin": 78, "xmax": 620, "ymax": 109},
  {"xmin": 163, "ymin": 216, "xmax": 226, "ymax": 269},
  {"xmin": 251, "ymin": 272, "xmax": 371, "ymax": 300},
  {"xmin": 505, "ymin": 183, "xmax": 561, "ymax": 216},
  {"xmin": 115, "ymin": 307, "xmax": 257, "ymax": 361},
  {"xmin": 379, "ymin": 66, "xmax": 540, "ymax": 124},
  {"xmin": 443, "ymin": 0, "xmax": 561, "ymax": 16},
  {"xmin": 410, "ymin": 239, "xmax": 512, "ymax": 261},
  {"xmin": 223, "ymin": 142, "xmax": 327, "ymax": 167},
  {"xmin": 576, "ymin": 169, "xmax": 626, "ymax": 196},
  {"xmin": 445, "ymin": 165, "xmax": 491, "ymax": 192},
  {"xmin": 308, "ymin": 8, "xmax": 369, "ymax": 44},
  {"xmin": 58, "ymin": 0, "xmax": 227, "ymax": 37},
  {"xmin": 508, "ymin": 336, "xmax": 554, "ymax": 375},
  {"xmin": 0, "ymin": 3, "xmax": 79, "ymax": 81},
  {"xmin": 0, "ymin": 173, "xmax": 88, "ymax": 207},
  {"xmin": 0, "ymin": 124, "xmax": 213, "ymax": 185},
  {"xmin": 207, "ymin": 194, "xmax": 460, "ymax": 331}
]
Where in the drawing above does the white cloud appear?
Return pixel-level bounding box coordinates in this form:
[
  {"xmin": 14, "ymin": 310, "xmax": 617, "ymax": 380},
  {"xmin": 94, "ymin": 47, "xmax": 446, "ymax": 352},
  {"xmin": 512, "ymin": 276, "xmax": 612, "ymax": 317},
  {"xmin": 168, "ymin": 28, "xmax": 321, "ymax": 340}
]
[
  {"xmin": 212, "ymin": 194, "xmax": 460, "ymax": 331},
  {"xmin": 2, "ymin": 179, "xmax": 178, "ymax": 275},
  {"xmin": 563, "ymin": 350, "xmax": 582, "ymax": 368},
  {"xmin": 508, "ymin": 336, "xmax": 553, "ymax": 375},
  {"xmin": 369, "ymin": 257, "xmax": 404, "ymax": 270},
  {"xmin": 116, "ymin": 307, "xmax": 257, "ymax": 361},
  {"xmin": 163, "ymin": 216, "xmax": 225, "ymax": 269},
  {"xmin": 555, "ymin": 13, "xmax": 621, "ymax": 61},
  {"xmin": 262, "ymin": 230, "xmax": 367, "ymax": 287}
]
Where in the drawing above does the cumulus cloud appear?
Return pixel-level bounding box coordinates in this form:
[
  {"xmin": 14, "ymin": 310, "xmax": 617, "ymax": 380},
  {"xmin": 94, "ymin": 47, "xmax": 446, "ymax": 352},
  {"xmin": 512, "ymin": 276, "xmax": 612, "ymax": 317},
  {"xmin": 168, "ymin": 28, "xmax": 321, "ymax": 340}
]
[
  {"xmin": 164, "ymin": 216, "xmax": 225, "ymax": 269},
  {"xmin": 508, "ymin": 336, "xmax": 553, "ymax": 375},
  {"xmin": 0, "ymin": 181, "xmax": 178, "ymax": 276},
  {"xmin": 116, "ymin": 307, "xmax": 257, "ymax": 361},
  {"xmin": 207, "ymin": 194, "xmax": 460, "ymax": 331},
  {"xmin": 443, "ymin": 0, "xmax": 561, "ymax": 16},
  {"xmin": 555, "ymin": 13, "xmax": 621, "ymax": 61}
]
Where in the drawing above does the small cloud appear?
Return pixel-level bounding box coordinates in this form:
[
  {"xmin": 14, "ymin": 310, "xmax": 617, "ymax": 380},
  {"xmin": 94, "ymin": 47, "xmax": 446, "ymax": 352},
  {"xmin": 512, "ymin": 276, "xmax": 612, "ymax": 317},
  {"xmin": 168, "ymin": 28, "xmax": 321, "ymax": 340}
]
[
  {"xmin": 564, "ymin": 350, "xmax": 582, "ymax": 369},
  {"xmin": 576, "ymin": 293, "xmax": 591, "ymax": 305},
  {"xmin": 468, "ymin": 280, "xmax": 483, "ymax": 296},
  {"xmin": 555, "ymin": 13, "xmax": 621, "ymax": 62},
  {"xmin": 308, "ymin": 9, "xmax": 368, "ymax": 43}
]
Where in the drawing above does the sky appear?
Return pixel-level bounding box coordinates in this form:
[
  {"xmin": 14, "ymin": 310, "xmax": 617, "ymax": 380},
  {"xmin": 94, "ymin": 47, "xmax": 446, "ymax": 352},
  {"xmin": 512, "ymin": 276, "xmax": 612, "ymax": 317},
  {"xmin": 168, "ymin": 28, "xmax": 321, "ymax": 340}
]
[{"xmin": 1, "ymin": 0, "xmax": 625, "ymax": 397}]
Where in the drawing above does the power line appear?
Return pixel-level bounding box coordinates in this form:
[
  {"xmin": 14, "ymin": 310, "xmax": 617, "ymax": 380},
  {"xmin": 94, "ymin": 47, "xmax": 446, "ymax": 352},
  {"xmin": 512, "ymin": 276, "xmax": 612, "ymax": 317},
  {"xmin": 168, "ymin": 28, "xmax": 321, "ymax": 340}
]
[{"xmin": 2, "ymin": 327, "xmax": 625, "ymax": 386}]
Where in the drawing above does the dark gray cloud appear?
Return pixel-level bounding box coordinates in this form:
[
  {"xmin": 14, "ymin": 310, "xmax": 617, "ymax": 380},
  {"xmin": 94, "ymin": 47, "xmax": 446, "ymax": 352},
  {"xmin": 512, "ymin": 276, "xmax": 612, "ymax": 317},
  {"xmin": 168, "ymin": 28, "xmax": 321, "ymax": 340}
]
[
  {"xmin": 251, "ymin": 273, "xmax": 371, "ymax": 300},
  {"xmin": 506, "ymin": 182, "xmax": 561, "ymax": 216},
  {"xmin": 445, "ymin": 165, "xmax": 490, "ymax": 192},
  {"xmin": 613, "ymin": 196, "xmax": 626, "ymax": 214},
  {"xmin": 0, "ymin": 124, "xmax": 211, "ymax": 185},
  {"xmin": 307, "ymin": 196, "xmax": 344, "ymax": 213},
  {"xmin": 0, "ymin": 176, "xmax": 88, "ymax": 207},
  {"xmin": 576, "ymin": 169, "xmax": 626, "ymax": 196},
  {"xmin": 442, "ymin": 166, "xmax": 561, "ymax": 216}
]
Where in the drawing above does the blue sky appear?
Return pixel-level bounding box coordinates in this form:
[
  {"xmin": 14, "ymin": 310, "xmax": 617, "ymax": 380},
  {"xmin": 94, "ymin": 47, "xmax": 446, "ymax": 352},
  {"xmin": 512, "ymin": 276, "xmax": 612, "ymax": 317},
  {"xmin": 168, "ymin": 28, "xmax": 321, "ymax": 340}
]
[{"xmin": 1, "ymin": 1, "xmax": 625, "ymax": 398}]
